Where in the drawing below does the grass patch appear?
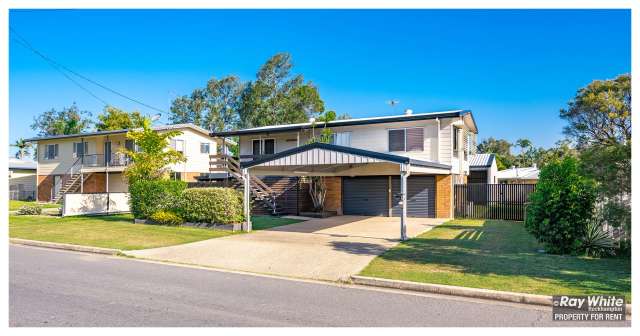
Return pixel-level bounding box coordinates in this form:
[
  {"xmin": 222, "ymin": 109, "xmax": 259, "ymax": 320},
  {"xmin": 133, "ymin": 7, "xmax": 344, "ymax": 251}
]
[
  {"xmin": 251, "ymin": 215, "xmax": 304, "ymax": 230},
  {"xmin": 9, "ymin": 214, "xmax": 234, "ymax": 250},
  {"xmin": 9, "ymin": 200, "xmax": 60, "ymax": 211},
  {"xmin": 360, "ymin": 219, "xmax": 631, "ymax": 301}
]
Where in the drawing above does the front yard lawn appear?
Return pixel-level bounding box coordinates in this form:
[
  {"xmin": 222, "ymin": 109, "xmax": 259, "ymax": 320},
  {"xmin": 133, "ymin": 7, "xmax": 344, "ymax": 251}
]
[
  {"xmin": 9, "ymin": 214, "xmax": 235, "ymax": 250},
  {"xmin": 251, "ymin": 215, "xmax": 304, "ymax": 230},
  {"xmin": 9, "ymin": 200, "xmax": 60, "ymax": 211},
  {"xmin": 360, "ymin": 219, "xmax": 631, "ymax": 301}
]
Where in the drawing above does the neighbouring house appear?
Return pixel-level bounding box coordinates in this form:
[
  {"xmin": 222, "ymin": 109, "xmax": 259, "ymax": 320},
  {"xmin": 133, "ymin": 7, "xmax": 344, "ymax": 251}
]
[
  {"xmin": 26, "ymin": 124, "xmax": 233, "ymax": 203},
  {"xmin": 496, "ymin": 164, "xmax": 540, "ymax": 184},
  {"xmin": 210, "ymin": 109, "xmax": 478, "ymax": 229},
  {"xmin": 468, "ymin": 153, "xmax": 497, "ymax": 183},
  {"xmin": 9, "ymin": 157, "xmax": 37, "ymax": 200}
]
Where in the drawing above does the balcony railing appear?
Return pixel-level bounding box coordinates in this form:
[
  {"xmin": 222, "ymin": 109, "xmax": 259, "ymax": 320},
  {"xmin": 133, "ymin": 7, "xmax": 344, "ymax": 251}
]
[{"xmin": 79, "ymin": 153, "xmax": 131, "ymax": 168}]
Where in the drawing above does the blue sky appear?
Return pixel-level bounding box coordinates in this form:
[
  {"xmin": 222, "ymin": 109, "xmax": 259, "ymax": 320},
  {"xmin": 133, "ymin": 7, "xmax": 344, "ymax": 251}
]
[{"xmin": 9, "ymin": 9, "xmax": 630, "ymax": 152}]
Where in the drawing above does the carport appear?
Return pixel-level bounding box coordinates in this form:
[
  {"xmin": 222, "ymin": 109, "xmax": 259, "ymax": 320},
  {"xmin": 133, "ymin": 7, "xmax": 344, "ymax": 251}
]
[{"xmin": 240, "ymin": 142, "xmax": 451, "ymax": 240}]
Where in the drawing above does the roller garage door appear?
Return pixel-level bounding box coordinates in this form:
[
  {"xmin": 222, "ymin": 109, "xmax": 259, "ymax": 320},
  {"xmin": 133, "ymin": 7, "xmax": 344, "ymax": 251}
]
[
  {"xmin": 342, "ymin": 176, "xmax": 389, "ymax": 216},
  {"xmin": 342, "ymin": 175, "xmax": 436, "ymax": 217},
  {"xmin": 391, "ymin": 176, "xmax": 436, "ymax": 218}
]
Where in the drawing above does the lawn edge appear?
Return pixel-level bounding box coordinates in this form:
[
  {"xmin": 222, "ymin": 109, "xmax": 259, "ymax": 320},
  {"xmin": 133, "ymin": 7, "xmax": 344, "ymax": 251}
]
[
  {"xmin": 9, "ymin": 238, "xmax": 122, "ymax": 255},
  {"xmin": 351, "ymin": 275, "xmax": 632, "ymax": 315}
]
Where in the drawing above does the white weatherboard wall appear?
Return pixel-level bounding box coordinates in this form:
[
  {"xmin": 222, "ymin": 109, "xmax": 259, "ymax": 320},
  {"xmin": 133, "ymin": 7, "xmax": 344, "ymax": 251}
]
[
  {"xmin": 63, "ymin": 192, "xmax": 130, "ymax": 216},
  {"xmin": 168, "ymin": 128, "xmax": 218, "ymax": 175}
]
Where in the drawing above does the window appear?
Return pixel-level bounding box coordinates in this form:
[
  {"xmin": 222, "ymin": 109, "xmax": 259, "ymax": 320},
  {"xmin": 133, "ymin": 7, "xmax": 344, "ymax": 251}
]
[
  {"xmin": 171, "ymin": 172, "xmax": 182, "ymax": 181},
  {"xmin": 44, "ymin": 144, "xmax": 59, "ymax": 160},
  {"xmin": 73, "ymin": 142, "xmax": 88, "ymax": 158},
  {"xmin": 388, "ymin": 128, "xmax": 424, "ymax": 152},
  {"xmin": 330, "ymin": 132, "xmax": 351, "ymax": 147},
  {"xmin": 453, "ymin": 127, "xmax": 460, "ymax": 157},
  {"xmin": 200, "ymin": 142, "xmax": 210, "ymax": 154},
  {"xmin": 125, "ymin": 139, "xmax": 138, "ymax": 152},
  {"xmin": 252, "ymin": 139, "xmax": 261, "ymax": 156},
  {"xmin": 263, "ymin": 139, "xmax": 275, "ymax": 155},
  {"xmin": 170, "ymin": 139, "xmax": 185, "ymax": 154}
]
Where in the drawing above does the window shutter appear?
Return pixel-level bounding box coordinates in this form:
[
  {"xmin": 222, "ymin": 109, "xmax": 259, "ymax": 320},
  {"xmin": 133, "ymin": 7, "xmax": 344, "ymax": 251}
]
[
  {"xmin": 54, "ymin": 144, "xmax": 59, "ymax": 158},
  {"xmin": 406, "ymin": 128, "xmax": 424, "ymax": 151},
  {"xmin": 264, "ymin": 139, "xmax": 275, "ymax": 155},
  {"xmin": 388, "ymin": 129, "xmax": 405, "ymax": 152}
]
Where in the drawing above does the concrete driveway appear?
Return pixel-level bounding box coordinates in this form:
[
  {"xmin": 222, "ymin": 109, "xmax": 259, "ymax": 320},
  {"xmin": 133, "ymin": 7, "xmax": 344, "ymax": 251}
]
[{"xmin": 127, "ymin": 216, "xmax": 445, "ymax": 281}]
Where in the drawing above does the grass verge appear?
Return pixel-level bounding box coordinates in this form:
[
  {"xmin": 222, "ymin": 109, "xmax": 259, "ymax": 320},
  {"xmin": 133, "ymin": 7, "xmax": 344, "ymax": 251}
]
[
  {"xmin": 360, "ymin": 219, "xmax": 631, "ymax": 302},
  {"xmin": 251, "ymin": 215, "xmax": 304, "ymax": 230},
  {"xmin": 9, "ymin": 200, "xmax": 60, "ymax": 211}
]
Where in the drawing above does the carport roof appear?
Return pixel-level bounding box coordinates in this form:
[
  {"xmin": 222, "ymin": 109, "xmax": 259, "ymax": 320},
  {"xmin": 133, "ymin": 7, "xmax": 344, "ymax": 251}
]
[{"xmin": 241, "ymin": 142, "xmax": 452, "ymax": 169}]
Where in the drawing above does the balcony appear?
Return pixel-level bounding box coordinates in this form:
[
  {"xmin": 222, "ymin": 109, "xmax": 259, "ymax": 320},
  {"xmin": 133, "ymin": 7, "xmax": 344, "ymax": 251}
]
[{"xmin": 79, "ymin": 153, "xmax": 132, "ymax": 172}]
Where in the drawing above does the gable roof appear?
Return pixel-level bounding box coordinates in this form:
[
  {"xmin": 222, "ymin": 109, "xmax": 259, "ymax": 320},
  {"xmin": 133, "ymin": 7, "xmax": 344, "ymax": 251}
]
[
  {"xmin": 496, "ymin": 166, "xmax": 540, "ymax": 180},
  {"xmin": 212, "ymin": 109, "xmax": 477, "ymax": 137},
  {"xmin": 241, "ymin": 142, "xmax": 452, "ymax": 169},
  {"xmin": 469, "ymin": 153, "xmax": 495, "ymax": 168},
  {"xmin": 24, "ymin": 123, "xmax": 236, "ymax": 145}
]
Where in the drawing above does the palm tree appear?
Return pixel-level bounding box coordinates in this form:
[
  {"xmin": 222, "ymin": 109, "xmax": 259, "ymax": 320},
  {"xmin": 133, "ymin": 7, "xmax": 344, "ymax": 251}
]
[{"xmin": 11, "ymin": 138, "xmax": 32, "ymax": 159}]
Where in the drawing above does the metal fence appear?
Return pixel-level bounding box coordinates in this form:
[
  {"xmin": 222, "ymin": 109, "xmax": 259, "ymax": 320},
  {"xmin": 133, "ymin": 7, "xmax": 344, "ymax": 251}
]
[
  {"xmin": 454, "ymin": 183, "xmax": 536, "ymax": 221},
  {"xmin": 9, "ymin": 190, "xmax": 36, "ymax": 201}
]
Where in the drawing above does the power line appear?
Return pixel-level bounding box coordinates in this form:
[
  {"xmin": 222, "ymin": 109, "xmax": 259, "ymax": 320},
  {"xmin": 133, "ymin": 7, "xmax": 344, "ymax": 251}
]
[
  {"xmin": 12, "ymin": 37, "xmax": 110, "ymax": 106},
  {"xmin": 10, "ymin": 26, "xmax": 167, "ymax": 114}
]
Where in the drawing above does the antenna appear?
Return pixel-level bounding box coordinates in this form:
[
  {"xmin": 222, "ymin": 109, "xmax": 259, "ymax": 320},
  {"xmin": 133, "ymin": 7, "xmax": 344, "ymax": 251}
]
[{"xmin": 386, "ymin": 99, "xmax": 400, "ymax": 113}]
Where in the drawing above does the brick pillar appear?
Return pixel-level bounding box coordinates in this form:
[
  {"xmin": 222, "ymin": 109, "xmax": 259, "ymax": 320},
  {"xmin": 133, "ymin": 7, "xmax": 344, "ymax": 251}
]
[
  {"xmin": 37, "ymin": 175, "xmax": 53, "ymax": 202},
  {"xmin": 323, "ymin": 176, "xmax": 343, "ymax": 215},
  {"xmin": 435, "ymin": 175, "xmax": 453, "ymax": 218}
]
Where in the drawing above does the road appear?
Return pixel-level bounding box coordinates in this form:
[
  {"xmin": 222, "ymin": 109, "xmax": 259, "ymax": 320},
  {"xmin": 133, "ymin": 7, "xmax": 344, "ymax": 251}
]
[{"xmin": 9, "ymin": 245, "xmax": 629, "ymax": 327}]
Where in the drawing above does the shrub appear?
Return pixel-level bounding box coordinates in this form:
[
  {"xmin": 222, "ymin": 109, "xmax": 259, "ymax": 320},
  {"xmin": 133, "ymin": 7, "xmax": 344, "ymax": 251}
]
[
  {"xmin": 525, "ymin": 157, "xmax": 597, "ymax": 254},
  {"xmin": 178, "ymin": 187, "xmax": 244, "ymax": 224},
  {"xmin": 149, "ymin": 210, "xmax": 184, "ymax": 226},
  {"xmin": 582, "ymin": 217, "xmax": 616, "ymax": 257},
  {"xmin": 16, "ymin": 204, "xmax": 42, "ymax": 215},
  {"xmin": 128, "ymin": 179, "xmax": 187, "ymax": 219}
]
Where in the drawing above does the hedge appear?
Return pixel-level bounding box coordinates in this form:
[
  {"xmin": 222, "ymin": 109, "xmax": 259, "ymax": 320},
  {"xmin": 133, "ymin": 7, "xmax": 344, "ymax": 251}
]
[
  {"xmin": 128, "ymin": 179, "xmax": 187, "ymax": 219},
  {"xmin": 178, "ymin": 187, "xmax": 244, "ymax": 224}
]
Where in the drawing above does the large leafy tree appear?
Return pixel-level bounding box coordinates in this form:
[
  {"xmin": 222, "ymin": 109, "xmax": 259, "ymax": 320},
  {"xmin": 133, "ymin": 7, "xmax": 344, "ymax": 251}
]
[
  {"xmin": 560, "ymin": 73, "xmax": 631, "ymax": 243},
  {"xmin": 31, "ymin": 103, "xmax": 92, "ymax": 136},
  {"xmin": 96, "ymin": 106, "xmax": 145, "ymax": 131},
  {"xmin": 476, "ymin": 137, "xmax": 515, "ymax": 169},
  {"xmin": 121, "ymin": 117, "xmax": 185, "ymax": 183}
]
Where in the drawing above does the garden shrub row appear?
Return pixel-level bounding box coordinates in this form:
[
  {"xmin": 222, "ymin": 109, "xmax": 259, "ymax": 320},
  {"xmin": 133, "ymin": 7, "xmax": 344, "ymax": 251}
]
[{"xmin": 129, "ymin": 180, "xmax": 244, "ymax": 225}]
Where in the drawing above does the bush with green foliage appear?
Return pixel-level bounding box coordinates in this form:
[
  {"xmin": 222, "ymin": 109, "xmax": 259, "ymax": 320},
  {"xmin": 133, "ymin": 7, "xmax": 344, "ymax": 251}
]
[
  {"xmin": 128, "ymin": 179, "xmax": 187, "ymax": 219},
  {"xmin": 16, "ymin": 204, "xmax": 42, "ymax": 215},
  {"xmin": 149, "ymin": 210, "xmax": 184, "ymax": 226},
  {"xmin": 582, "ymin": 217, "xmax": 616, "ymax": 257},
  {"xmin": 178, "ymin": 187, "xmax": 243, "ymax": 224},
  {"xmin": 525, "ymin": 157, "xmax": 597, "ymax": 254}
]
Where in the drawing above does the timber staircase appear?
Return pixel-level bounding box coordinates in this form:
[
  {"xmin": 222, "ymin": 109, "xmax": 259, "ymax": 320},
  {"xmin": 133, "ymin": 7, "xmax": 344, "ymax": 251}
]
[
  {"xmin": 209, "ymin": 154, "xmax": 283, "ymax": 215},
  {"xmin": 51, "ymin": 158, "xmax": 92, "ymax": 204}
]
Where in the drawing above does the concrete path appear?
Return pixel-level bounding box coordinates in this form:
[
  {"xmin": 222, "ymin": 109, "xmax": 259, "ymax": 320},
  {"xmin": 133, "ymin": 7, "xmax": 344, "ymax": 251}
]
[{"xmin": 128, "ymin": 216, "xmax": 445, "ymax": 281}]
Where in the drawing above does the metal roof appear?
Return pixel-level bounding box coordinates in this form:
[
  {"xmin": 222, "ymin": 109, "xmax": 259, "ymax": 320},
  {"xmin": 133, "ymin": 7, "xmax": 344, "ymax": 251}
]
[
  {"xmin": 212, "ymin": 110, "xmax": 476, "ymax": 137},
  {"xmin": 496, "ymin": 166, "xmax": 540, "ymax": 180},
  {"xmin": 469, "ymin": 153, "xmax": 495, "ymax": 168},
  {"xmin": 9, "ymin": 158, "xmax": 37, "ymax": 170},
  {"xmin": 24, "ymin": 123, "xmax": 236, "ymax": 145},
  {"xmin": 241, "ymin": 142, "xmax": 452, "ymax": 169}
]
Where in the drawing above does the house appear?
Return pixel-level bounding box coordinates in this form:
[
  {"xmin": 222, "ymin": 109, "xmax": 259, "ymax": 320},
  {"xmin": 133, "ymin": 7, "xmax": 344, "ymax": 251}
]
[
  {"xmin": 25, "ymin": 124, "xmax": 231, "ymax": 203},
  {"xmin": 496, "ymin": 165, "xmax": 539, "ymax": 184},
  {"xmin": 468, "ymin": 153, "xmax": 497, "ymax": 183},
  {"xmin": 210, "ymin": 109, "xmax": 478, "ymax": 236},
  {"xmin": 9, "ymin": 157, "xmax": 37, "ymax": 200}
]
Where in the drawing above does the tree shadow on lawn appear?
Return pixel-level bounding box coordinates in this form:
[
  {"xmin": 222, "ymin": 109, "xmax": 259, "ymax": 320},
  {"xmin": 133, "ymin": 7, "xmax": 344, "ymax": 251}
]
[{"xmin": 377, "ymin": 220, "xmax": 631, "ymax": 295}]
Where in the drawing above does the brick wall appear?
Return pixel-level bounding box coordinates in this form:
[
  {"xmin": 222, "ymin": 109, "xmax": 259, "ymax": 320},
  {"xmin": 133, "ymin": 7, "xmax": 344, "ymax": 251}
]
[
  {"xmin": 435, "ymin": 174, "xmax": 453, "ymax": 218},
  {"xmin": 323, "ymin": 177, "xmax": 342, "ymax": 215},
  {"xmin": 37, "ymin": 175, "xmax": 53, "ymax": 202},
  {"xmin": 83, "ymin": 173, "xmax": 106, "ymax": 193},
  {"xmin": 183, "ymin": 172, "xmax": 201, "ymax": 182}
]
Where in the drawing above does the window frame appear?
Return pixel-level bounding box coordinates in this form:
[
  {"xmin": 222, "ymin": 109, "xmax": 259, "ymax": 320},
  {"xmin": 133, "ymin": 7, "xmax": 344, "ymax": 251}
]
[
  {"xmin": 73, "ymin": 141, "xmax": 89, "ymax": 158},
  {"xmin": 44, "ymin": 144, "xmax": 59, "ymax": 160},
  {"xmin": 387, "ymin": 127, "xmax": 424, "ymax": 152},
  {"xmin": 251, "ymin": 138, "xmax": 276, "ymax": 156},
  {"xmin": 200, "ymin": 142, "xmax": 211, "ymax": 154},
  {"xmin": 330, "ymin": 132, "xmax": 352, "ymax": 147}
]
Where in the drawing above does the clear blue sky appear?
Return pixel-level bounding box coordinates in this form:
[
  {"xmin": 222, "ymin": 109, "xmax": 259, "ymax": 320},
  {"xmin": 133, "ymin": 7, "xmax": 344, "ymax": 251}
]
[{"xmin": 9, "ymin": 9, "xmax": 630, "ymax": 152}]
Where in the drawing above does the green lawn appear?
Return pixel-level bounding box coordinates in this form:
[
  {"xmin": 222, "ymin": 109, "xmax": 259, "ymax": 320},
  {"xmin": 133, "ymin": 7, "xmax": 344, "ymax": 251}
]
[
  {"xmin": 360, "ymin": 219, "xmax": 631, "ymax": 301},
  {"xmin": 251, "ymin": 215, "xmax": 304, "ymax": 230},
  {"xmin": 9, "ymin": 214, "xmax": 234, "ymax": 250},
  {"xmin": 9, "ymin": 200, "xmax": 60, "ymax": 211}
]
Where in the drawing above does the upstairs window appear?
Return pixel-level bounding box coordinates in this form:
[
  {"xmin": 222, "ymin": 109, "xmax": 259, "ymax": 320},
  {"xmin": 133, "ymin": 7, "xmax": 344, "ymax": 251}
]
[
  {"xmin": 388, "ymin": 127, "xmax": 424, "ymax": 152},
  {"xmin": 73, "ymin": 142, "xmax": 88, "ymax": 158},
  {"xmin": 170, "ymin": 139, "xmax": 185, "ymax": 154},
  {"xmin": 453, "ymin": 127, "xmax": 460, "ymax": 157},
  {"xmin": 44, "ymin": 144, "xmax": 59, "ymax": 160},
  {"xmin": 263, "ymin": 139, "xmax": 275, "ymax": 155},
  {"xmin": 252, "ymin": 139, "xmax": 275, "ymax": 156},
  {"xmin": 330, "ymin": 132, "xmax": 352, "ymax": 147},
  {"xmin": 200, "ymin": 142, "xmax": 211, "ymax": 154}
]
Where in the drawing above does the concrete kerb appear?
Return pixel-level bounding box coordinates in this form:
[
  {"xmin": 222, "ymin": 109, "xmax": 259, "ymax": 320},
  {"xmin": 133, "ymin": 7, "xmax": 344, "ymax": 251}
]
[
  {"xmin": 10, "ymin": 238, "xmax": 121, "ymax": 256},
  {"xmin": 351, "ymin": 275, "xmax": 632, "ymax": 315}
]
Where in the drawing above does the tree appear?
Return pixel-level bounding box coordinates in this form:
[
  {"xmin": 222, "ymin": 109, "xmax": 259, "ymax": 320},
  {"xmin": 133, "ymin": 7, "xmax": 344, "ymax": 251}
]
[
  {"xmin": 525, "ymin": 157, "xmax": 598, "ymax": 254},
  {"xmin": 203, "ymin": 76, "xmax": 242, "ymax": 132},
  {"xmin": 476, "ymin": 137, "xmax": 515, "ymax": 169},
  {"xmin": 31, "ymin": 103, "xmax": 92, "ymax": 136},
  {"xmin": 11, "ymin": 138, "xmax": 32, "ymax": 159},
  {"xmin": 121, "ymin": 117, "xmax": 186, "ymax": 183},
  {"xmin": 532, "ymin": 140, "xmax": 577, "ymax": 168},
  {"xmin": 305, "ymin": 110, "xmax": 336, "ymax": 211},
  {"xmin": 95, "ymin": 106, "xmax": 145, "ymax": 131}
]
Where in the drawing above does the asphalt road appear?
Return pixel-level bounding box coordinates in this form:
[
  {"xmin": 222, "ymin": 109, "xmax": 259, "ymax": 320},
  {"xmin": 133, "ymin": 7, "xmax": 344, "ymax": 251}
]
[{"xmin": 9, "ymin": 245, "xmax": 630, "ymax": 327}]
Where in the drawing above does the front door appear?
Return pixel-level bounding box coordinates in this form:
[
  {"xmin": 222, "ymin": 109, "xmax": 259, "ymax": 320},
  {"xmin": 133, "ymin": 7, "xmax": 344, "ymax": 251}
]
[
  {"xmin": 53, "ymin": 175, "xmax": 62, "ymax": 198},
  {"xmin": 104, "ymin": 141, "xmax": 112, "ymax": 165}
]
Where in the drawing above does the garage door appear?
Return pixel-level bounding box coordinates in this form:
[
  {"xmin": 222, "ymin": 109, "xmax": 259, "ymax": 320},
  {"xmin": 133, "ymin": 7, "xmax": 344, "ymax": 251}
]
[
  {"xmin": 342, "ymin": 176, "xmax": 389, "ymax": 216},
  {"xmin": 391, "ymin": 176, "xmax": 436, "ymax": 218}
]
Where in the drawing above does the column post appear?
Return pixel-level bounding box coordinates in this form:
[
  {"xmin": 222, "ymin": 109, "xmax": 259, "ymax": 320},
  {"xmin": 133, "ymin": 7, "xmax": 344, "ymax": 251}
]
[
  {"xmin": 400, "ymin": 163, "xmax": 411, "ymax": 241},
  {"xmin": 242, "ymin": 168, "xmax": 252, "ymax": 232}
]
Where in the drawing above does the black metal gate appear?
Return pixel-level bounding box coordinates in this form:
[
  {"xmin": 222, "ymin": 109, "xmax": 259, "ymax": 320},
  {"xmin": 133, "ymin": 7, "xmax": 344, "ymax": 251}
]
[{"xmin": 454, "ymin": 183, "xmax": 536, "ymax": 221}]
